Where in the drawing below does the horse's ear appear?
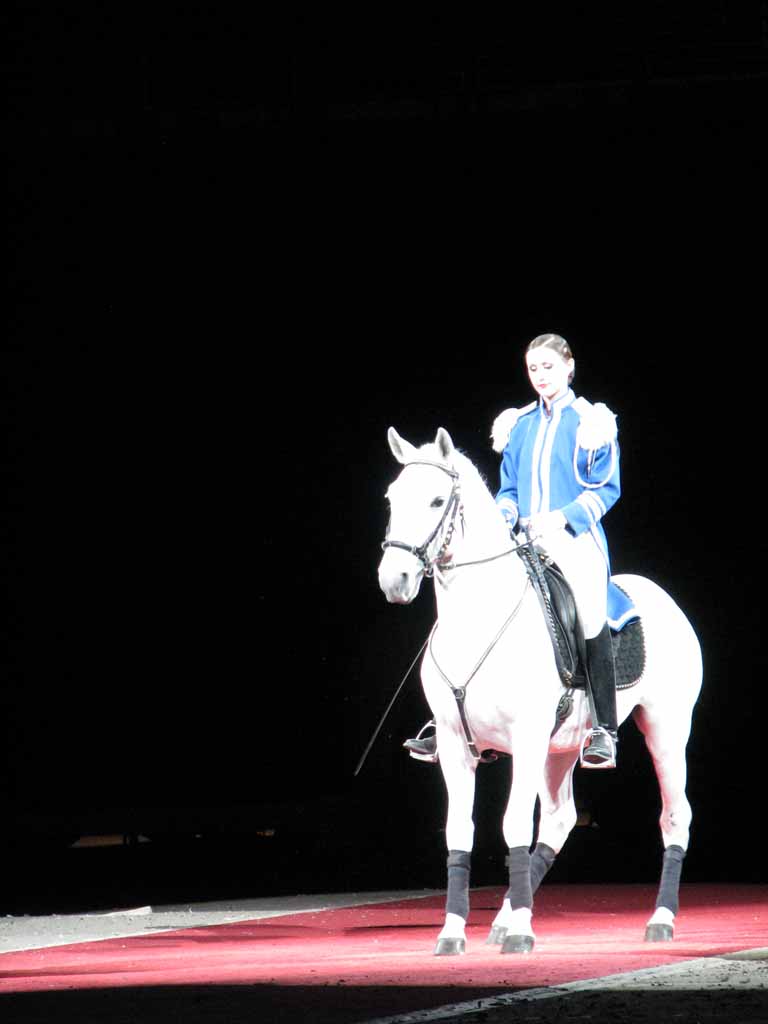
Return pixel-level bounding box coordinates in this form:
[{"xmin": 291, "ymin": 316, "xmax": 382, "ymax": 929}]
[
  {"xmin": 435, "ymin": 427, "xmax": 455, "ymax": 461},
  {"xmin": 388, "ymin": 427, "xmax": 419, "ymax": 465}
]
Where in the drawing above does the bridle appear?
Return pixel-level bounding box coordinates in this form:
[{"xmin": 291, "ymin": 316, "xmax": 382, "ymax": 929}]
[{"xmin": 381, "ymin": 460, "xmax": 463, "ymax": 577}]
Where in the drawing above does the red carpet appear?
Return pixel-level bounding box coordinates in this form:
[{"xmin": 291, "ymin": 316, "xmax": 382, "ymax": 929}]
[{"xmin": 1, "ymin": 884, "xmax": 766, "ymax": 1023}]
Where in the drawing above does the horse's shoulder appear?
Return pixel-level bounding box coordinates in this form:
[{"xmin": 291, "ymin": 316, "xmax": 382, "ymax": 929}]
[
  {"xmin": 571, "ymin": 396, "xmax": 618, "ymax": 450},
  {"xmin": 490, "ymin": 402, "xmax": 537, "ymax": 453}
]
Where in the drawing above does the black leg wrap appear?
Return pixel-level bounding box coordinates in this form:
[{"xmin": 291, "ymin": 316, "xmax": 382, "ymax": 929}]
[
  {"xmin": 530, "ymin": 842, "xmax": 557, "ymax": 895},
  {"xmin": 506, "ymin": 845, "xmax": 533, "ymax": 909},
  {"xmin": 446, "ymin": 850, "xmax": 472, "ymax": 920},
  {"xmin": 655, "ymin": 844, "xmax": 686, "ymax": 915}
]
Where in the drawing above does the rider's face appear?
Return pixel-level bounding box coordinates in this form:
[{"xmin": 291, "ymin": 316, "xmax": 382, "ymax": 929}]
[{"xmin": 525, "ymin": 348, "xmax": 574, "ymax": 407}]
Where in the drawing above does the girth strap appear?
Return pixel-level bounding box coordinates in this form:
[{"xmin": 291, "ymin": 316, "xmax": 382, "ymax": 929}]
[
  {"xmin": 453, "ymin": 686, "xmax": 480, "ymax": 760},
  {"xmin": 428, "ymin": 577, "xmax": 530, "ymax": 760}
]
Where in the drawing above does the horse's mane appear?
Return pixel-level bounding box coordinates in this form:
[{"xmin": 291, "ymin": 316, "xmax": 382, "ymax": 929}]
[{"xmin": 415, "ymin": 442, "xmax": 495, "ymax": 502}]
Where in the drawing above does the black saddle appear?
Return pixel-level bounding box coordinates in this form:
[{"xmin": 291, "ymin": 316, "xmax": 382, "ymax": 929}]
[
  {"xmin": 542, "ymin": 560, "xmax": 587, "ymax": 688},
  {"xmin": 518, "ymin": 546, "xmax": 645, "ymax": 693}
]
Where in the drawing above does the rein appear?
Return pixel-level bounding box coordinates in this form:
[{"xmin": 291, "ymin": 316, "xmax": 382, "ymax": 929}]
[{"xmin": 449, "ymin": 547, "xmax": 520, "ymax": 570}]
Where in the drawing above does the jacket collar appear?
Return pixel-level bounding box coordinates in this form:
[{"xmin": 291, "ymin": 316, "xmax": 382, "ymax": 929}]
[{"xmin": 539, "ymin": 387, "xmax": 575, "ymax": 418}]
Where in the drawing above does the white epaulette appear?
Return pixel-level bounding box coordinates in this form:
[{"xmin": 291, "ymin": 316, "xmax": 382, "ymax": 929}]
[
  {"xmin": 490, "ymin": 403, "xmax": 536, "ymax": 452},
  {"xmin": 572, "ymin": 397, "xmax": 617, "ymax": 451}
]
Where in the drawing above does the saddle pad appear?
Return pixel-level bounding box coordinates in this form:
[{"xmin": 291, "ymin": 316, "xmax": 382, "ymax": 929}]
[{"xmin": 613, "ymin": 617, "xmax": 645, "ymax": 690}]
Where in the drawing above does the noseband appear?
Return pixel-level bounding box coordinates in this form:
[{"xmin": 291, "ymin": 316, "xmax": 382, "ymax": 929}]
[{"xmin": 381, "ymin": 460, "xmax": 462, "ymax": 577}]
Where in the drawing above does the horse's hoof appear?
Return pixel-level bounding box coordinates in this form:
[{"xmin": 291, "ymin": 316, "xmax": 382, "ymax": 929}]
[
  {"xmin": 434, "ymin": 937, "xmax": 466, "ymax": 956},
  {"xmin": 485, "ymin": 926, "xmax": 508, "ymax": 945},
  {"xmin": 501, "ymin": 933, "xmax": 534, "ymax": 954},
  {"xmin": 645, "ymin": 923, "xmax": 674, "ymax": 942}
]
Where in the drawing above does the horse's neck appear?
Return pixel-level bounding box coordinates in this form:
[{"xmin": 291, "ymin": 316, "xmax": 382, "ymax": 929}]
[
  {"xmin": 431, "ymin": 518, "xmax": 530, "ymax": 682},
  {"xmin": 455, "ymin": 468, "xmax": 515, "ymax": 563},
  {"xmin": 434, "ymin": 476, "xmax": 526, "ymax": 618}
]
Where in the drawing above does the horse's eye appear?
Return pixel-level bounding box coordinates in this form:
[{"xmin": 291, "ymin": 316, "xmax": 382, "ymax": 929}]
[{"xmin": 431, "ymin": 496, "xmax": 446, "ymax": 509}]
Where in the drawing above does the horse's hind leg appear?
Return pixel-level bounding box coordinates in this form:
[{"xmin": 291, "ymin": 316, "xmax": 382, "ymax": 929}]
[
  {"xmin": 532, "ymin": 749, "xmax": 579, "ymax": 888},
  {"xmin": 633, "ymin": 703, "xmax": 694, "ymax": 941}
]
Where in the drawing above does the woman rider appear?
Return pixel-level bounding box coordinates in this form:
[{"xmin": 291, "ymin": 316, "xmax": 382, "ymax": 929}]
[{"xmin": 404, "ymin": 332, "xmax": 622, "ymax": 769}]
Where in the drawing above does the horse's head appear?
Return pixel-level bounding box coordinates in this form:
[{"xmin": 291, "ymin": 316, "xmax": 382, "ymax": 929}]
[{"xmin": 378, "ymin": 427, "xmax": 461, "ymax": 604}]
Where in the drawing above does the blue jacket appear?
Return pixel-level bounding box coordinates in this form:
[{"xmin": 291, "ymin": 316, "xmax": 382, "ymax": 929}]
[{"xmin": 495, "ymin": 389, "xmax": 620, "ymax": 568}]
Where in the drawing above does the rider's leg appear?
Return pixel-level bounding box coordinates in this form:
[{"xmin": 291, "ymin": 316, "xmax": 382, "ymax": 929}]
[
  {"xmin": 535, "ymin": 528, "xmax": 618, "ymax": 768},
  {"xmin": 581, "ymin": 623, "xmax": 618, "ymax": 768}
]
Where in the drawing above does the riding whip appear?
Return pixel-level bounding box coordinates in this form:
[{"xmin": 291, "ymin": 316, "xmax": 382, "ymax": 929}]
[{"xmin": 353, "ymin": 630, "xmax": 431, "ymax": 777}]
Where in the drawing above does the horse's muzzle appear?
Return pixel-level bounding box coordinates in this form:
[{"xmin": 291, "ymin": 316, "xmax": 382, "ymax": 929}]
[{"xmin": 378, "ymin": 552, "xmax": 423, "ymax": 604}]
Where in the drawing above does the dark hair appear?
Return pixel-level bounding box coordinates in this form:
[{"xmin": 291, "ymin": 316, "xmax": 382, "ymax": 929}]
[{"xmin": 526, "ymin": 333, "xmax": 575, "ymax": 384}]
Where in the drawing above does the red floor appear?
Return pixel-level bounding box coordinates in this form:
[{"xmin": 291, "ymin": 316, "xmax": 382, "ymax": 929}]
[{"xmin": 1, "ymin": 883, "xmax": 766, "ymax": 1023}]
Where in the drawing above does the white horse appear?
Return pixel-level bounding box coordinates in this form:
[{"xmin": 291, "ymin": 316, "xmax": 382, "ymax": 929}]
[{"xmin": 377, "ymin": 427, "xmax": 702, "ymax": 956}]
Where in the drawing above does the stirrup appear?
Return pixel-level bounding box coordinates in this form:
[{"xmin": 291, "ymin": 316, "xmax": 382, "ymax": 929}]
[
  {"xmin": 403, "ymin": 721, "xmax": 438, "ymax": 763},
  {"xmin": 580, "ymin": 727, "xmax": 617, "ymax": 769}
]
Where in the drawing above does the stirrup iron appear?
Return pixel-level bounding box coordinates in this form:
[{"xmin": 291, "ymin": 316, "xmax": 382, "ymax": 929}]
[
  {"xmin": 403, "ymin": 720, "xmax": 438, "ymax": 763},
  {"xmin": 580, "ymin": 726, "xmax": 617, "ymax": 769}
]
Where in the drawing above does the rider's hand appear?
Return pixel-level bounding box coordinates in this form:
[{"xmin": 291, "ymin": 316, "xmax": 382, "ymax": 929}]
[
  {"xmin": 527, "ymin": 510, "xmax": 567, "ymax": 538},
  {"xmin": 499, "ymin": 506, "xmax": 518, "ymax": 532}
]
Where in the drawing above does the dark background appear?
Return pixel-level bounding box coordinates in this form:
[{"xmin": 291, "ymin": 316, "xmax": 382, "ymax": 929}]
[{"xmin": 1, "ymin": 7, "xmax": 765, "ymax": 912}]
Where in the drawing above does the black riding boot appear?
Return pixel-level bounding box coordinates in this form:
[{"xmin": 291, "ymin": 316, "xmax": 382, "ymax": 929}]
[
  {"xmin": 581, "ymin": 624, "xmax": 619, "ymax": 769},
  {"xmin": 403, "ymin": 719, "xmax": 438, "ymax": 763}
]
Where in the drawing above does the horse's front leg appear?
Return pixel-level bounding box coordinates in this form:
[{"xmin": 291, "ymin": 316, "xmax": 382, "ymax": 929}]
[
  {"xmin": 490, "ymin": 721, "xmax": 551, "ymax": 954},
  {"xmin": 434, "ymin": 735, "xmax": 478, "ymax": 956},
  {"xmin": 487, "ymin": 747, "xmax": 577, "ymax": 950}
]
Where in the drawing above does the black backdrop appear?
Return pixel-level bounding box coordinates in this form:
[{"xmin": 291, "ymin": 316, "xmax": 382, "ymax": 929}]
[{"xmin": 2, "ymin": 9, "xmax": 766, "ymax": 907}]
